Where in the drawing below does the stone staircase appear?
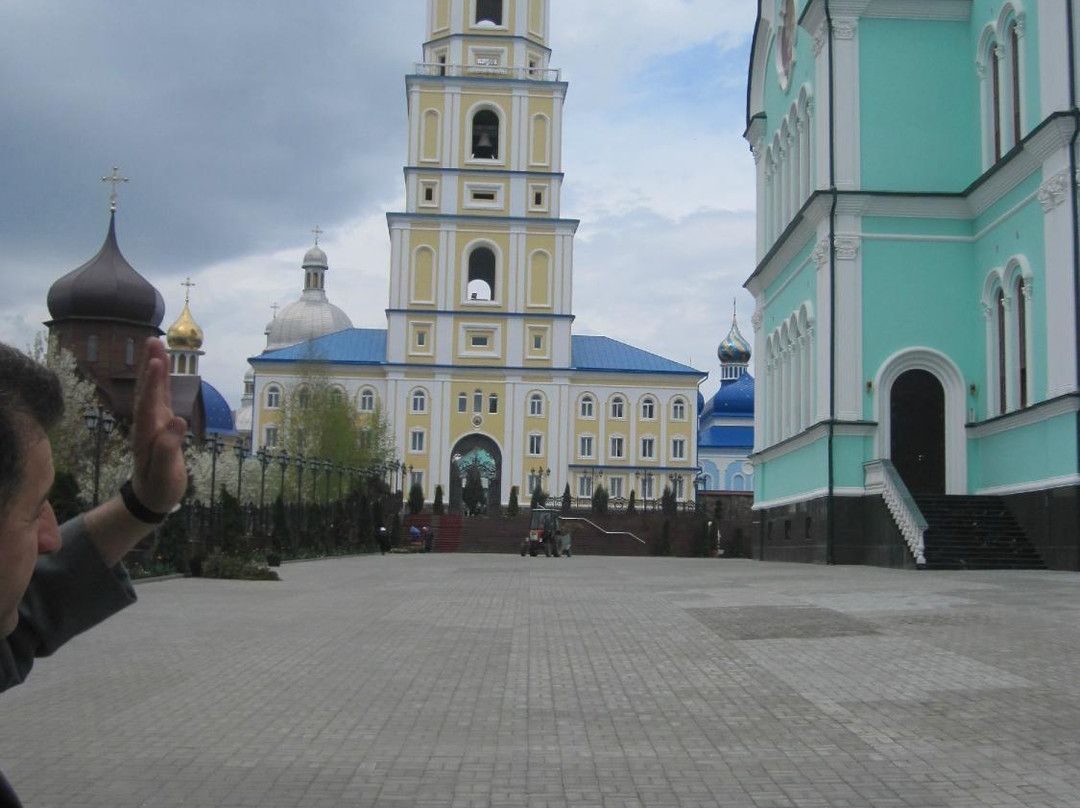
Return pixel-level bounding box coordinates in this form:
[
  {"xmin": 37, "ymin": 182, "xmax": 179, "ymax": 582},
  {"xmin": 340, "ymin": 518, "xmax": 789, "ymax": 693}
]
[{"xmin": 914, "ymin": 495, "xmax": 1045, "ymax": 570}]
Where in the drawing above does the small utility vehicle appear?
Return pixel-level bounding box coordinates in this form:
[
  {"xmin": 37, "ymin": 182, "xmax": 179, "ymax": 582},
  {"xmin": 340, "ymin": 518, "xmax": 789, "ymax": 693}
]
[{"xmin": 521, "ymin": 508, "xmax": 571, "ymax": 557}]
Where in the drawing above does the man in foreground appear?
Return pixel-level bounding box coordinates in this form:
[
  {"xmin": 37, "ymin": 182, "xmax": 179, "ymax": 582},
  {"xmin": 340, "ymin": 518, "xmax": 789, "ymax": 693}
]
[{"xmin": 0, "ymin": 338, "xmax": 188, "ymax": 807}]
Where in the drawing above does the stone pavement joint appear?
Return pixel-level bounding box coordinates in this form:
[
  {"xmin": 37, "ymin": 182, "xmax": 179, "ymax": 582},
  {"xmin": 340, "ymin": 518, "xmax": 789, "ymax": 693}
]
[{"xmin": 2, "ymin": 557, "xmax": 1080, "ymax": 807}]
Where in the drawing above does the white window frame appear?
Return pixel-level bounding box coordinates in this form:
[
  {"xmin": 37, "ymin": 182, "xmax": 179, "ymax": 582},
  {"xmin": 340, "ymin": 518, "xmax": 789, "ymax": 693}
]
[
  {"xmin": 610, "ymin": 396, "xmax": 625, "ymax": 419},
  {"xmin": 410, "ymin": 429, "xmax": 426, "ymax": 453},
  {"xmin": 265, "ymin": 385, "xmax": 282, "ymax": 409},
  {"xmin": 578, "ymin": 475, "xmax": 593, "ymax": 498},
  {"xmin": 419, "ymin": 179, "xmax": 439, "ymax": 208},
  {"xmin": 528, "ymin": 433, "xmax": 543, "ymax": 456},
  {"xmin": 640, "ymin": 436, "xmax": 655, "ymax": 460},
  {"xmin": 463, "ymin": 181, "xmax": 505, "ymax": 210},
  {"xmin": 579, "ymin": 434, "xmax": 594, "ymax": 459},
  {"xmin": 529, "ymin": 393, "xmax": 544, "ymax": 417},
  {"xmin": 671, "ymin": 398, "xmax": 687, "ymax": 421},
  {"xmin": 359, "ymin": 388, "xmax": 375, "ymax": 412},
  {"xmin": 580, "ymin": 396, "xmax": 595, "ymax": 419},
  {"xmin": 264, "ymin": 425, "xmax": 279, "ymax": 448},
  {"xmin": 528, "ymin": 183, "xmax": 549, "ymax": 212},
  {"xmin": 411, "ymin": 389, "xmax": 428, "ymax": 413},
  {"xmin": 609, "ymin": 435, "xmax": 625, "ymax": 459},
  {"xmin": 671, "ymin": 437, "xmax": 686, "ymax": 460},
  {"xmin": 459, "ymin": 323, "xmax": 501, "ymax": 358}
]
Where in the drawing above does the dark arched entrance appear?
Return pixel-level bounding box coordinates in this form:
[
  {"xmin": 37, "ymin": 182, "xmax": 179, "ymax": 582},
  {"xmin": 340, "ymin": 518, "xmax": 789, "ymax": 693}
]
[
  {"xmin": 449, "ymin": 434, "xmax": 502, "ymax": 515},
  {"xmin": 890, "ymin": 369, "xmax": 945, "ymax": 495}
]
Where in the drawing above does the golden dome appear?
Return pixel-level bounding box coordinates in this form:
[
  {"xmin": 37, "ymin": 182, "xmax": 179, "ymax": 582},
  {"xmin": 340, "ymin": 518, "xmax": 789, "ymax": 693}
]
[{"xmin": 166, "ymin": 302, "xmax": 204, "ymax": 350}]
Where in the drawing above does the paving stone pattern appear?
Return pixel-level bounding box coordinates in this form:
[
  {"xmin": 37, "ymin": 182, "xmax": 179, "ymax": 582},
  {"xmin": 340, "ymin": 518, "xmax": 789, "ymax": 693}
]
[{"xmin": 2, "ymin": 556, "xmax": 1080, "ymax": 807}]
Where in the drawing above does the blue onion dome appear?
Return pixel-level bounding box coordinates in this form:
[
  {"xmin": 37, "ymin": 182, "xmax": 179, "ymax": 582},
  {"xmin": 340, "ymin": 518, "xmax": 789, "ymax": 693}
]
[
  {"xmin": 718, "ymin": 313, "xmax": 752, "ymax": 365},
  {"xmin": 710, "ymin": 372, "xmax": 755, "ymax": 416},
  {"xmin": 697, "ymin": 391, "xmax": 706, "ymax": 414}
]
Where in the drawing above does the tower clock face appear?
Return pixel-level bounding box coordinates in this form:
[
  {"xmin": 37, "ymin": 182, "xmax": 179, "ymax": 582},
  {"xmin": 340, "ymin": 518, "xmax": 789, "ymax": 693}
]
[{"xmin": 776, "ymin": 0, "xmax": 796, "ymax": 92}]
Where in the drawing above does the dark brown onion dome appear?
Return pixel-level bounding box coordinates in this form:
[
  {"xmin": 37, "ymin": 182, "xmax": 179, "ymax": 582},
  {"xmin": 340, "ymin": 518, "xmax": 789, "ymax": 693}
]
[{"xmin": 47, "ymin": 211, "xmax": 165, "ymax": 328}]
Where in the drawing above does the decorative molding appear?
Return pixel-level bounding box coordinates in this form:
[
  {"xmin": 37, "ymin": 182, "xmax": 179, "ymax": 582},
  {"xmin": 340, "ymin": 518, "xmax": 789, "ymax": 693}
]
[
  {"xmin": 835, "ymin": 237, "xmax": 861, "ymax": 261},
  {"xmin": 975, "ymin": 61, "xmax": 986, "ymax": 80},
  {"xmin": 1013, "ymin": 14, "xmax": 1025, "ymax": 38},
  {"xmin": 1039, "ymin": 170, "xmax": 1070, "ymax": 212},
  {"xmin": 751, "ymin": 309, "xmax": 764, "ymax": 332},
  {"xmin": 813, "ymin": 23, "xmax": 828, "ymax": 56},
  {"xmin": 833, "ymin": 17, "xmax": 858, "ymax": 39},
  {"xmin": 981, "ymin": 302, "xmax": 994, "ymax": 320},
  {"xmin": 966, "ymin": 394, "xmax": 1080, "ymax": 439},
  {"xmin": 1021, "ymin": 278, "xmax": 1034, "ymax": 300},
  {"xmin": 812, "ymin": 238, "xmax": 831, "ymax": 267},
  {"xmin": 976, "ymin": 473, "xmax": 1080, "ymax": 497}
]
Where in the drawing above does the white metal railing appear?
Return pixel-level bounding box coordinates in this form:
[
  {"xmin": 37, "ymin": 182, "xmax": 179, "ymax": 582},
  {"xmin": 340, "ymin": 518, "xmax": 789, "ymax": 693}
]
[
  {"xmin": 864, "ymin": 460, "xmax": 927, "ymax": 567},
  {"xmin": 414, "ymin": 62, "xmax": 561, "ymax": 81},
  {"xmin": 560, "ymin": 516, "xmax": 646, "ymax": 544}
]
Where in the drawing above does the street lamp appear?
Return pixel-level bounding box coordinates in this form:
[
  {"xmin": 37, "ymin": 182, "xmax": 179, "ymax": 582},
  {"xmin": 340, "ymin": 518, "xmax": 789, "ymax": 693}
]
[
  {"xmin": 256, "ymin": 447, "xmax": 272, "ymax": 530},
  {"xmin": 233, "ymin": 438, "xmax": 248, "ymax": 502},
  {"xmin": 309, "ymin": 457, "xmax": 320, "ymax": 502},
  {"xmin": 207, "ymin": 434, "xmax": 225, "ymax": 513},
  {"xmin": 323, "ymin": 459, "xmax": 333, "ymax": 504},
  {"xmin": 294, "ymin": 452, "xmax": 306, "ymax": 504},
  {"xmin": 277, "ymin": 449, "xmax": 290, "ymax": 501},
  {"xmin": 83, "ymin": 405, "xmax": 116, "ymax": 507}
]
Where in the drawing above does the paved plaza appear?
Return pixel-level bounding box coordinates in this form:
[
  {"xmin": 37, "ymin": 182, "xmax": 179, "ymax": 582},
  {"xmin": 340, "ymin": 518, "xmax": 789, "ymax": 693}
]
[{"xmin": 3, "ymin": 554, "xmax": 1080, "ymax": 808}]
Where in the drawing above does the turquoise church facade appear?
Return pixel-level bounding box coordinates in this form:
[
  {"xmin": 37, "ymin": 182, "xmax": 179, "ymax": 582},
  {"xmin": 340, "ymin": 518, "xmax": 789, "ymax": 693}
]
[{"xmin": 745, "ymin": 0, "xmax": 1080, "ymax": 567}]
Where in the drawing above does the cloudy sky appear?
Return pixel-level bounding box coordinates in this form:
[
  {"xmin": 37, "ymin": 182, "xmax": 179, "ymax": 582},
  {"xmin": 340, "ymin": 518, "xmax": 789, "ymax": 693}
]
[{"xmin": 1, "ymin": 0, "xmax": 758, "ymax": 410}]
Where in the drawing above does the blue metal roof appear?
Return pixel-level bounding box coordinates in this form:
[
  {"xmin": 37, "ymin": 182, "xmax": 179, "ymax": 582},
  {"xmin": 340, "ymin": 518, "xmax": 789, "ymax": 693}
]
[
  {"xmin": 250, "ymin": 329, "xmax": 702, "ymax": 376},
  {"xmin": 253, "ymin": 328, "xmax": 387, "ymax": 364},
  {"xmin": 200, "ymin": 380, "xmax": 236, "ymax": 435},
  {"xmin": 698, "ymin": 425, "xmax": 754, "ymax": 449},
  {"xmin": 571, "ymin": 335, "xmax": 703, "ymax": 375}
]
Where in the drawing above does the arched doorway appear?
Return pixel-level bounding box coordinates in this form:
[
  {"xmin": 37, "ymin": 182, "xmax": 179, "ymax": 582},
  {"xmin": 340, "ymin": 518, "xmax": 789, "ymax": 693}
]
[
  {"xmin": 449, "ymin": 434, "xmax": 502, "ymax": 515},
  {"xmin": 890, "ymin": 369, "xmax": 945, "ymax": 495}
]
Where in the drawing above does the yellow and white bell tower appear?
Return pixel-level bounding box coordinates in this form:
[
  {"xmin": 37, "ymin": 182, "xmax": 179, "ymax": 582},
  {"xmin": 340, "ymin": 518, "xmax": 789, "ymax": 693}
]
[{"xmin": 386, "ymin": 0, "xmax": 574, "ymax": 373}]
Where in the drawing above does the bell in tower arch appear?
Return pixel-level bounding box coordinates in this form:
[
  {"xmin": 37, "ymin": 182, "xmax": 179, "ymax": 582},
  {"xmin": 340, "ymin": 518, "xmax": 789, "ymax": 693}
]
[{"xmin": 472, "ymin": 110, "xmax": 500, "ymax": 160}]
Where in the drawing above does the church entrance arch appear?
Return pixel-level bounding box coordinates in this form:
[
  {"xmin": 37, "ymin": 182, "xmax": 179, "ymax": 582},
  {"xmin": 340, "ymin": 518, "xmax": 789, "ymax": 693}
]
[
  {"xmin": 890, "ymin": 369, "xmax": 945, "ymax": 495},
  {"xmin": 449, "ymin": 434, "xmax": 502, "ymax": 515}
]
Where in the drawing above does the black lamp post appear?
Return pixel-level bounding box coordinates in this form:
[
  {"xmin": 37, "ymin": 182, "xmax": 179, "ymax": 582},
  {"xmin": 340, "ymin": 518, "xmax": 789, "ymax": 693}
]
[
  {"xmin": 277, "ymin": 449, "xmax": 290, "ymax": 501},
  {"xmin": 309, "ymin": 457, "xmax": 320, "ymax": 502},
  {"xmin": 233, "ymin": 438, "xmax": 248, "ymax": 502},
  {"xmin": 207, "ymin": 434, "xmax": 225, "ymax": 512},
  {"xmin": 256, "ymin": 447, "xmax": 271, "ymax": 530},
  {"xmin": 83, "ymin": 405, "xmax": 116, "ymax": 507},
  {"xmin": 294, "ymin": 453, "xmax": 305, "ymax": 504}
]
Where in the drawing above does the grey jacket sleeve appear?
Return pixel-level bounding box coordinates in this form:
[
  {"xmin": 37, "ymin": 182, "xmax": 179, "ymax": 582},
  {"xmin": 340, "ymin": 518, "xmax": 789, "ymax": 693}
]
[{"xmin": 0, "ymin": 515, "xmax": 137, "ymax": 694}]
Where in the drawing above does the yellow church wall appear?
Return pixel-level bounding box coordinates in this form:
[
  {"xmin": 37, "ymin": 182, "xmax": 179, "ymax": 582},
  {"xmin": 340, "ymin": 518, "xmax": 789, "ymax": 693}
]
[{"xmin": 433, "ymin": 0, "xmax": 450, "ymax": 34}]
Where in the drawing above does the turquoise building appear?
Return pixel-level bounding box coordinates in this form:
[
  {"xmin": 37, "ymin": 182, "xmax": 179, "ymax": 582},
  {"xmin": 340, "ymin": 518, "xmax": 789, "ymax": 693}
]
[{"xmin": 746, "ymin": 1, "xmax": 1080, "ymax": 568}]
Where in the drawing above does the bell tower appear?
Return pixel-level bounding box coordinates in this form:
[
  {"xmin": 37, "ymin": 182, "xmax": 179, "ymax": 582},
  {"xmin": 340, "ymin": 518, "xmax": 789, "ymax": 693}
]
[{"xmin": 385, "ymin": 0, "xmax": 577, "ymax": 370}]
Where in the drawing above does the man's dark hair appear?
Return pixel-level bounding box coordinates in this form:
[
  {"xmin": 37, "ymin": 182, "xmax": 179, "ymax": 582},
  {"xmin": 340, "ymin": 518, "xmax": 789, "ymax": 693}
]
[{"xmin": 0, "ymin": 342, "xmax": 64, "ymax": 518}]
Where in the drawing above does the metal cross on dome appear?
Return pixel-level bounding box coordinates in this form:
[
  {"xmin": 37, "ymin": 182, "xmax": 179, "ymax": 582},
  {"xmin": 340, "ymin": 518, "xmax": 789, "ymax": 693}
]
[
  {"xmin": 181, "ymin": 277, "xmax": 196, "ymax": 304},
  {"xmin": 101, "ymin": 166, "xmax": 129, "ymax": 212},
  {"xmin": 311, "ymin": 225, "xmax": 323, "ymax": 245}
]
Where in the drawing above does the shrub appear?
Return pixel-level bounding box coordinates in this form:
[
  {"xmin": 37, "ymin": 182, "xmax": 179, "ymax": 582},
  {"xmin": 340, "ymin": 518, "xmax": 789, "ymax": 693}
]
[
  {"xmin": 627, "ymin": 490, "xmax": 636, "ymax": 515},
  {"xmin": 591, "ymin": 484, "xmax": 609, "ymax": 515},
  {"xmin": 201, "ymin": 554, "xmax": 280, "ymax": 581},
  {"xmin": 661, "ymin": 486, "xmax": 677, "ymax": 516},
  {"xmin": 561, "ymin": 483, "xmax": 572, "ymax": 514},
  {"xmin": 530, "ymin": 483, "xmax": 547, "ymax": 510},
  {"xmin": 433, "ymin": 484, "xmax": 445, "ymax": 515},
  {"xmin": 463, "ymin": 469, "xmax": 485, "ymax": 515},
  {"xmin": 507, "ymin": 485, "xmax": 519, "ymax": 517},
  {"xmin": 408, "ymin": 482, "xmax": 425, "ymax": 515}
]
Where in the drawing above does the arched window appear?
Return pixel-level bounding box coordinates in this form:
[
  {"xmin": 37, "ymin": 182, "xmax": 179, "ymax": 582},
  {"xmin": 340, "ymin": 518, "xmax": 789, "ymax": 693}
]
[
  {"xmin": 489, "ymin": 393, "xmax": 499, "ymax": 414},
  {"xmin": 125, "ymin": 338, "xmax": 135, "ymax": 366},
  {"xmin": 360, "ymin": 388, "xmax": 375, "ymax": 412},
  {"xmin": 1009, "ymin": 19, "xmax": 1022, "ymax": 145},
  {"xmin": 992, "ymin": 42, "xmax": 1002, "ymax": 161},
  {"xmin": 178, "ymin": 355, "xmax": 187, "ymax": 375},
  {"xmin": 458, "ymin": 392, "xmax": 468, "ymax": 413},
  {"xmin": 471, "ymin": 109, "xmax": 499, "ymax": 160},
  {"xmin": 467, "ymin": 246, "xmax": 496, "ymax": 300},
  {"xmin": 411, "ymin": 389, "xmax": 427, "ymax": 413},
  {"xmin": 476, "ymin": 0, "xmax": 502, "ymax": 26},
  {"xmin": 610, "ymin": 396, "xmax": 625, "ymax": 419},
  {"xmin": 580, "ymin": 395, "xmax": 594, "ymax": 418},
  {"xmin": 264, "ymin": 425, "xmax": 279, "ymax": 448},
  {"xmin": 87, "ymin": 334, "xmax": 99, "ymax": 363},
  {"xmin": 671, "ymin": 398, "xmax": 687, "ymax": 421},
  {"xmin": 266, "ymin": 385, "xmax": 281, "ymax": 409},
  {"xmin": 297, "ymin": 387, "xmax": 311, "ymax": 410},
  {"xmin": 996, "ymin": 288, "xmax": 1007, "ymax": 414},
  {"xmin": 330, "ymin": 388, "xmax": 344, "ymax": 407},
  {"xmin": 641, "ymin": 397, "xmax": 655, "ymax": 420},
  {"xmin": 529, "ymin": 393, "xmax": 544, "ymax": 417},
  {"xmin": 473, "ymin": 390, "xmax": 483, "ymax": 413},
  {"xmin": 1016, "ymin": 276, "xmax": 1028, "ymax": 408}
]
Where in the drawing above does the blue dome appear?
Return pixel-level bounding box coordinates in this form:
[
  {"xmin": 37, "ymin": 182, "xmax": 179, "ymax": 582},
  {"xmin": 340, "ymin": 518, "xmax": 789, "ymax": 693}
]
[
  {"xmin": 709, "ymin": 372, "xmax": 755, "ymax": 417},
  {"xmin": 201, "ymin": 380, "xmax": 236, "ymax": 434},
  {"xmin": 718, "ymin": 316, "xmax": 752, "ymax": 365},
  {"xmin": 697, "ymin": 391, "xmax": 706, "ymax": 414}
]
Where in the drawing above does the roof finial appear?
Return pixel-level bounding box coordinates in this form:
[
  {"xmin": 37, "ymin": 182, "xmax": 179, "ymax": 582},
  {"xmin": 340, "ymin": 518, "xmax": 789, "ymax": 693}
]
[
  {"xmin": 732, "ymin": 298, "xmax": 738, "ymax": 322},
  {"xmin": 181, "ymin": 277, "xmax": 196, "ymax": 305},
  {"xmin": 102, "ymin": 166, "xmax": 129, "ymax": 212},
  {"xmin": 312, "ymin": 225, "xmax": 324, "ymax": 246},
  {"xmin": 271, "ymin": 302, "xmax": 280, "ymax": 319}
]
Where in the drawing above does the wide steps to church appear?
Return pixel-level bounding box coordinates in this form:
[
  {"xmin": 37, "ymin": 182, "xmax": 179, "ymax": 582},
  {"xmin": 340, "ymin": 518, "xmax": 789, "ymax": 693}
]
[{"xmin": 914, "ymin": 495, "xmax": 1045, "ymax": 570}]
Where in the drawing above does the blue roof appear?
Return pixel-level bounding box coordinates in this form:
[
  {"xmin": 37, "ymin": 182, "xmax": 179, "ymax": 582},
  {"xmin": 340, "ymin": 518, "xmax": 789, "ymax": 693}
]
[
  {"xmin": 250, "ymin": 328, "xmax": 703, "ymax": 376},
  {"xmin": 254, "ymin": 328, "xmax": 387, "ymax": 364},
  {"xmin": 708, "ymin": 372, "xmax": 755, "ymax": 416},
  {"xmin": 571, "ymin": 335, "xmax": 703, "ymax": 375},
  {"xmin": 698, "ymin": 425, "xmax": 754, "ymax": 449},
  {"xmin": 201, "ymin": 380, "xmax": 236, "ymax": 435}
]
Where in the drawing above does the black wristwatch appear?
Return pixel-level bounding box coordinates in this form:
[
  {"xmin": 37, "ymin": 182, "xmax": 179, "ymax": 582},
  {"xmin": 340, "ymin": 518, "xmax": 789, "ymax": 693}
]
[{"xmin": 119, "ymin": 479, "xmax": 170, "ymax": 524}]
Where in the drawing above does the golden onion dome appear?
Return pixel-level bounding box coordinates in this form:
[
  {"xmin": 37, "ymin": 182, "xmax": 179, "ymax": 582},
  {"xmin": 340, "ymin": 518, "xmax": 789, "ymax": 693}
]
[{"xmin": 166, "ymin": 302, "xmax": 204, "ymax": 350}]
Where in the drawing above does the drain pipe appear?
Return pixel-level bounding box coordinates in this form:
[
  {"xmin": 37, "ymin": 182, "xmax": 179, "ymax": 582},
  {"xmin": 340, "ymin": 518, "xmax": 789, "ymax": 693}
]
[
  {"xmin": 1067, "ymin": 0, "xmax": 1080, "ymax": 486},
  {"xmin": 825, "ymin": 0, "xmax": 838, "ymax": 565}
]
